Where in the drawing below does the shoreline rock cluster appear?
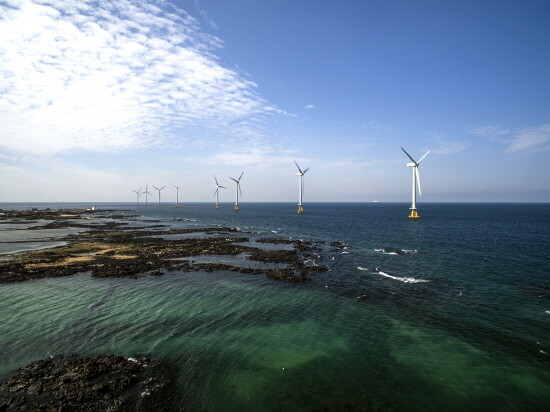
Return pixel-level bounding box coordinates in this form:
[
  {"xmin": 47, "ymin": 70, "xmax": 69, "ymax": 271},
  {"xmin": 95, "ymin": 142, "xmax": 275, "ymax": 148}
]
[
  {"xmin": 0, "ymin": 208, "xmax": 330, "ymax": 284},
  {"xmin": 0, "ymin": 354, "xmax": 170, "ymax": 411}
]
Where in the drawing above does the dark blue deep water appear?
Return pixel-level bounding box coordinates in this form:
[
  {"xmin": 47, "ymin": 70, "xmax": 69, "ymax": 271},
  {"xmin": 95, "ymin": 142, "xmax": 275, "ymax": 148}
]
[{"xmin": 1, "ymin": 202, "xmax": 549, "ymax": 411}]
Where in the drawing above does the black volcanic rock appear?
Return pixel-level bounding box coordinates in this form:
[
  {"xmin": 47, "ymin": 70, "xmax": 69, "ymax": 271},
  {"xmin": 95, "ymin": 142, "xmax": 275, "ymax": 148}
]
[{"xmin": 0, "ymin": 354, "xmax": 170, "ymax": 411}]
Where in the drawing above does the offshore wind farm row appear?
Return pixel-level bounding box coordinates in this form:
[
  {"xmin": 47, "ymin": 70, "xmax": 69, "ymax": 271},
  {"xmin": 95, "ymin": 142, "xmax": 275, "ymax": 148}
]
[{"xmin": 131, "ymin": 148, "xmax": 430, "ymax": 218}]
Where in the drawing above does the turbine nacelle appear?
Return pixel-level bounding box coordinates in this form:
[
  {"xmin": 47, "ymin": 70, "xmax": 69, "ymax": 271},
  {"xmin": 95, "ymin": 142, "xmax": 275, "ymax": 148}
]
[
  {"xmin": 406, "ymin": 162, "xmax": 416, "ymax": 167},
  {"xmin": 294, "ymin": 160, "xmax": 309, "ymax": 175}
]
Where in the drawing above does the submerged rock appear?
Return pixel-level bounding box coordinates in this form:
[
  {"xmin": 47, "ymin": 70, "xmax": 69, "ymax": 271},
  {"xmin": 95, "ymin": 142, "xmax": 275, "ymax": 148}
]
[{"xmin": 0, "ymin": 354, "xmax": 170, "ymax": 411}]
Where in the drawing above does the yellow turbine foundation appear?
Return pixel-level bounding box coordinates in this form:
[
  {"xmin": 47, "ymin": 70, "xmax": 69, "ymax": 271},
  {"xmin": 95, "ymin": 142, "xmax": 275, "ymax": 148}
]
[
  {"xmin": 215, "ymin": 204, "xmax": 219, "ymax": 209},
  {"xmin": 297, "ymin": 205, "xmax": 304, "ymax": 214},
  {"xmin": 234, "ymin": 204, "xmax": 239, "ymax": 211},
  {"xmin": 408, "ymin": 208, "xmax": 420, "ymax": 219}
]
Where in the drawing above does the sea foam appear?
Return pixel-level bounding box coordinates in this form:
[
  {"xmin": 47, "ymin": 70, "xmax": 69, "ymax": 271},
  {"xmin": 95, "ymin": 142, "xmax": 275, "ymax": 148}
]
[{"xmin": 357, "ymin": 267, "xmax": 429, "ymax": 283}]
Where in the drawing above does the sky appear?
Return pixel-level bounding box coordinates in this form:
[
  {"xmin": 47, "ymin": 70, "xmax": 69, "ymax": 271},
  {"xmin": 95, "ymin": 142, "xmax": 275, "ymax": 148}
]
[{"xmin": 0, "ymin": 0, "xmax": 549, "ymax": 203}]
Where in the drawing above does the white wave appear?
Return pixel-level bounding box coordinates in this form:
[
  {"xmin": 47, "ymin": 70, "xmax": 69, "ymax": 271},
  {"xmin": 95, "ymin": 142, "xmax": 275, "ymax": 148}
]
[
  {"xmin": 374, "ymin": 248, "xmax": 398, "ymax": 255},
  {"xmin": 374, "ymin": 248, "xmax": 418, "ymax": 255},
  {"xmin": 546, "ymin": 311, "xmax": 550, "ymax": 315},
  {"xmin": 357, "ymin": 267, "xmax": 429, "ymax": 283}
]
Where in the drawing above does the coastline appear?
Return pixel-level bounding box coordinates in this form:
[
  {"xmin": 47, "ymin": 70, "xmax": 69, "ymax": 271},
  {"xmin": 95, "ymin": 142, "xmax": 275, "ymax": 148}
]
[{"xmin": 0, "ymin": 207, "xmax": 332, "ymax": 284}]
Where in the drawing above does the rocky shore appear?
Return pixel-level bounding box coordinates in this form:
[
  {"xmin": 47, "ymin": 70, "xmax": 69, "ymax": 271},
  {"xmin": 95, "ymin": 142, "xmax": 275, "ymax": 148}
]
[
  {"xmin": 0, "ymin": 208, "xmax": 331, "ymax": 284},
  {"xmin": 0, "ymin": 354, "xmax": 170, "ymax": 411}
]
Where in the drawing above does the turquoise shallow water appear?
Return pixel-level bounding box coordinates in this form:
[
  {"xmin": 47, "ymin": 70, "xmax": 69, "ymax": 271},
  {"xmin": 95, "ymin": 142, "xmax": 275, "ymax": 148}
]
[{"xmin": 1, "ymin": 202, "xmax": 549, "ymax": 411}]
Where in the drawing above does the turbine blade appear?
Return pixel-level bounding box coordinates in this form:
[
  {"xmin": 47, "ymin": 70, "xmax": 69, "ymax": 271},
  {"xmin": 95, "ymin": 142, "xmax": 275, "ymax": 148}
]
[
  {"xmin": 219, "ymin": 185, "xmax": 226, "ymax": 189},
  {"xmin": 416, "ymin": 167, "xmax": 422, "ymax": 196},
  {"xmin": 214, "ymin": 175, "xmax": 219, "ymax": 186},
  {"xmin": 294, "ymin": 160, "xmax": 303, "ymax": 174},
  {"xmin": 401, "ymin": 147, "xmax": 417, "ymax": 164},
  {"xmin": 238, "ymin": 171, "xmax": 244, "ymax": 181},
  {"xmin": 229, "ymin": 177, "xmax": 238, "ymax": 183},
  {"xmin": 160, "ymin": 186, "xmax": 166, "ymax": 190},
  {"xmin": 417, "ymin": 150, "xmax": 430, "ymax": 164},
  {"xmin": 214, "ymin": 189, "xmax": 218, "ymax": 197},
  {"xmin": 239, "ymin": 183, "xmax": 242, "ymax": 197},
  {"xmin": 153, "ymin": 185, "xmax": 159, "ymax": 190},
  {"xmin": 303, "ymin": 167, "xmax": 310, "ymax": 174}
]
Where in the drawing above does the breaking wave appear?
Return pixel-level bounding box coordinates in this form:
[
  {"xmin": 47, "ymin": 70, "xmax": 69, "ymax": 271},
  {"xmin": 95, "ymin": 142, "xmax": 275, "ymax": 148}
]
[
  {"xmin": 374, "ymin": 248, "xmax": 418, "ymax": 255},
  {"xmin": 357, "ymin": 267, "xmax": 429, "ymax": 283}
]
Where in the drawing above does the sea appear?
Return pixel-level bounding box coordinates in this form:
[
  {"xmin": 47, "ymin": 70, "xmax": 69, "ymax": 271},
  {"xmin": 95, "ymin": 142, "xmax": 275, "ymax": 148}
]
[{"xmin": 0, "ymin": 202, "xmax": 549, "ymax": 411}]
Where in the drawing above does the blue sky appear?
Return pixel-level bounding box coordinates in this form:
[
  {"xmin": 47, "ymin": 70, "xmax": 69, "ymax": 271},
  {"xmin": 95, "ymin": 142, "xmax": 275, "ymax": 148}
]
[{"xmin": 0, "ymin": 0, "xmax": 549, "ymax": 202}]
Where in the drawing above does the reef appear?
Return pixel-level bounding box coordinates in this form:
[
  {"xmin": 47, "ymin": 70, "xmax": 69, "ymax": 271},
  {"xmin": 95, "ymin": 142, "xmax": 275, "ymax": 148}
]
[
  {"xmin": 0, "ymin": 210, "xmax": 329, "ymax": 284},
  {"xmin": 0, "ymin": 354, "xmax": 169, "ymax": 411},
  {"xmin": 0, "ymin": 208, "xmax": 128, "ymax": 222}
]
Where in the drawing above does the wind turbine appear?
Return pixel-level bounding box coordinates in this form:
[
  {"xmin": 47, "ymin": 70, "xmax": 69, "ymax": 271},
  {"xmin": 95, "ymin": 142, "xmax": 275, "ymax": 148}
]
[
  {"xmin": 228, "ymin": 172, "xmax": 244, "ymax": 211},
  {"xmin": 170, "ymin": 184, "xmax": 180, "ymax": 207},
  {"xmin": 141, "ymin": 184, "xmax": 152, "ymax": 206},
  {"xmin": 152, "ymin": 185, "xmax": 166, "ymax": 207},
  {"xmin": 401, "ymin": 147, "xmax": 430, "ymax": 219},
  {"xmin": 131, "ymin": 188, "xmax": 142, "ymax": 206},
  {"xmin": 214, "ymin": 175, "xmax": 226, "ymax": 209},
  {"xmin": 294, "ymin": 161, "xmax": 310, "ymax": 214}
]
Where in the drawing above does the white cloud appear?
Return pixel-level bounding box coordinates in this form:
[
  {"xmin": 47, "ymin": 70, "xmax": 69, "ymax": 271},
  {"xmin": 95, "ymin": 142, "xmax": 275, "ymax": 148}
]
[
  {"xmin": 193, "ymin": 137, "xmax": 298, "ymax": 169},
  {"xmin": 0, "ymin": 0, "xmax": 272, "ymax": 156},
  {"xmin": 428, "ymin": 135, "xmax": 469, "ymax": 155},
  {"xmin": 194, "ymin": 0, "xmax": 218, "ymax": 30},
  {"xmin": 471, "ymin": 126, "xmax": 509, "ymax": 140},
  {"xmin": 473, "ymin": 124, "xmax": 550, "ymax": 153},
  {"xmin": 304, "ymin": 104, "xmax": 315, "ymax": 109},
  {"xmin": 505, "ymin": 124, "xmax": 550, "ymax": 153}
]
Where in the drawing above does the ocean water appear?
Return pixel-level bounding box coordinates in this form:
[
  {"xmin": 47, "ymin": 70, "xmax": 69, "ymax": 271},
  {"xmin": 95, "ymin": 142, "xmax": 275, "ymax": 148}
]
[{"xmin": 0, "ymin": 202, "xmax": 549, "ymax": 411}]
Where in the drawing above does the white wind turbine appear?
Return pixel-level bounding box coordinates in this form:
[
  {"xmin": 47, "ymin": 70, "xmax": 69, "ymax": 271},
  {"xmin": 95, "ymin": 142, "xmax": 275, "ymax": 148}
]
[
  {"xmin": 228, "ymin": 172, "xmax": 244, "ymax": 211},
  {"xmin": 213, "ymin": 175, "xmax": 226, "ymax": 209},
  {"xmin": 401, "ymin": 147, "xmax": 430, "ymax": 219},
  {"xmin": 294, "ymin": 161, "xmax": 310, "ymax": 214},
  {"xmin": 131, "ymin": 188, "xmax": 142, "ymax": 206},
  {"xmin": 170, "ymin": 184, "xmax": 180, "ymax": 207},
  {"xmin": 152, "ymin": 185, "xmax": 166, "ymax": 207},
  {"xmin": 141, "ymin": 184, "xmax": 152, "ymax": 206}
]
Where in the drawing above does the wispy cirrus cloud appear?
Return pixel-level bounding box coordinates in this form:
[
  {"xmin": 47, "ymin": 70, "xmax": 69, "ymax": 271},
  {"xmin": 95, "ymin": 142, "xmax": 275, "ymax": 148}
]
[
  {"xmin": 427, "ymin": 135, "xmax": 470, "ymax": 155},
  {"xmin": 194, "ymin": 0, "xmax": 218, "ymax": 30},
  {"xmin": 504, "ymin": 124, "xmax": 550, "ymax": 153},
  {"xmin": 473, "ymin": 124, "xmax": 550, "ymax": 154},
  {"xmin": 0, "ymin": 0, "xmax": 272, "ymax": 156}
]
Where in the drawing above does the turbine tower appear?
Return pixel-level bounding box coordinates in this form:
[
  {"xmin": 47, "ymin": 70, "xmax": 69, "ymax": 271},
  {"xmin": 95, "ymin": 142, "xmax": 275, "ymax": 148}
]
[
  {"xmin": 131, "ymin": 188, "xmax": 142, "ymax": 206},
  {"xmin": 152, "ymin": 185, "xmax": 166, "ymax": 207},
  {"xmin": 228, "ymin": 172, "xmax": 244, "ymax": 211},
  {"xmin": 401, "ymin": 147, "xmax": 430, "ymax": 219},
  {"xmin": 214, "ymin": 175, "xmax": 226, "ymax": 209},
  {"xmin": 170, "ymin": 184, "xmax": 180, "ymax": 207},
  {"xmin": 141, "ymin": 184, "xmax": 152, "ymax": 206},
  {"xmin": 294, "ymin": 161, "xmax": 310, "ymax": 214}
]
